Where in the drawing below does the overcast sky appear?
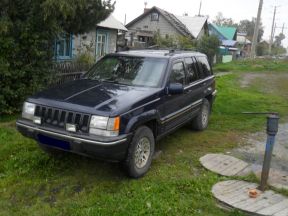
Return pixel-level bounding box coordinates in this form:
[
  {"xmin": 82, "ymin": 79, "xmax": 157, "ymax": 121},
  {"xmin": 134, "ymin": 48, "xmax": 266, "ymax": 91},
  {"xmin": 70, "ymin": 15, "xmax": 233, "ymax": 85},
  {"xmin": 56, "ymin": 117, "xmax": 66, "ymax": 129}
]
[{"xmin": 112, "ymin": 0, "xmax": 288, "ymax": 47}]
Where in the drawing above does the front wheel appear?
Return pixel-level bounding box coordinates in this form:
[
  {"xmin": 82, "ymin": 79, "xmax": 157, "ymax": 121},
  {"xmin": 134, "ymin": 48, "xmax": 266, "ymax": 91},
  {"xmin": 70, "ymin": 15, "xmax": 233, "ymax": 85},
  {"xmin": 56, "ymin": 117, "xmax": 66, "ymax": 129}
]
[
  {"xmin": 191, "ymin": 98, "xmax": 210, "ymax": 131},
  {"xmin": 124, "ymin": 126, "xmax": 155, "ymax": 178}
]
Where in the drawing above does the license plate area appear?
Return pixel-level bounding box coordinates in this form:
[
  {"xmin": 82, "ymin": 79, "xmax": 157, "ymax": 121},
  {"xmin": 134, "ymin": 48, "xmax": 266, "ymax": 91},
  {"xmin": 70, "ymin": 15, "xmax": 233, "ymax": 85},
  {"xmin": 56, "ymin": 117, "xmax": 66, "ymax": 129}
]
[{"xmin": 38, "ymin": 134, "xmax": 71, "ymax": 150}]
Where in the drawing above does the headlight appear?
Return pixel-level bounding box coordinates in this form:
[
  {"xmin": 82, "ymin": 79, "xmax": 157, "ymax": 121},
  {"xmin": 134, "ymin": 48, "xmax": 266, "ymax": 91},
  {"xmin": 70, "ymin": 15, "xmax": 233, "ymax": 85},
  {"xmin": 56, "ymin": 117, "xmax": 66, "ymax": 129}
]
[
  {"xmin": 22, "ymin": 102, "xmax": 36, "ymax": 120},
  {"xmin": 89, "ymin": 115, "xmax": 120, "ymax": 137}
]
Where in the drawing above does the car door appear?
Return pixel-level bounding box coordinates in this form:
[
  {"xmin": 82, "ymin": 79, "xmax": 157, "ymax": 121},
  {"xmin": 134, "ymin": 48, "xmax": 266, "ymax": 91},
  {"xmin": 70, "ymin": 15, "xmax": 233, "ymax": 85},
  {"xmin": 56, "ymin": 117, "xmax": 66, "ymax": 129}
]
[
  {"xmin": 183, "ymin": 57, "xmax": 204, "ymax": 117},
  {"xmin": 195, "ymin": 56, "xmax": 214, "ymax": 97},
  {"xmin": 161, "ymin": 60, "xmax": 192, "ymax": 132}
]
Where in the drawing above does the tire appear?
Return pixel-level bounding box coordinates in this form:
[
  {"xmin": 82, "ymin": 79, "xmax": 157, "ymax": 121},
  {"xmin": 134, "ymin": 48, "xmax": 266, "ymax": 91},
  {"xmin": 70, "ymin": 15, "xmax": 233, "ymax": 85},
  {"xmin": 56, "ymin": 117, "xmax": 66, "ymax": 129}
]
[
  {"xmin": 124, "ymin": 126, "xmax": 155, "ymax": 178},
  {"xmin": 38, "ymin": 143, "xmax": 64, "ymax": 157},
  {"xmin": 191, "ymin": 98, "xmax": 210, "ymax": 131}
]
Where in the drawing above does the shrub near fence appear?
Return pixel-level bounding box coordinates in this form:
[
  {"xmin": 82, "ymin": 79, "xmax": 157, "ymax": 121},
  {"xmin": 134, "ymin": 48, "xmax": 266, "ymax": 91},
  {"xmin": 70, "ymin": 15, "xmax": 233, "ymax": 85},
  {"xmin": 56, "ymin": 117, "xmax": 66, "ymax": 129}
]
[
  {"xmin": 0, "ymin": 61, "xmax": 92, "ymax": 115},
  {"xmin": 51, "ymin": 62, "xmax": 93, "ymax": 85}
]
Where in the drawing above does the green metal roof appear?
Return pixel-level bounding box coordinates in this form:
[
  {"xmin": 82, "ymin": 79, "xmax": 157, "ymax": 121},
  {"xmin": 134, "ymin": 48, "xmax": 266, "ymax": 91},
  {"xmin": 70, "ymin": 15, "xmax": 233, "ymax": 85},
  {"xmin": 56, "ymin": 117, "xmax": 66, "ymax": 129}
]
[{"xmin": 211, "ymin": 24, "xmax": 237, "ymax": 40}]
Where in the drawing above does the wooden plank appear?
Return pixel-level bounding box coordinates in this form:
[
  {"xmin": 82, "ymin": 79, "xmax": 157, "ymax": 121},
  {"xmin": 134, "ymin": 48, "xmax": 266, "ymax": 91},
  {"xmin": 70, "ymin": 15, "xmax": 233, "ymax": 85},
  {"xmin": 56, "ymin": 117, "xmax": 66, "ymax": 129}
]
[
  {"xmin": 219, "ymin": 160, "xmax": 250, "ymax": 176},
  {"xmin": 201, "ymin": 154, "xmax": 229, "ymax": 167},
  {"xmin": 213, "ymin": 182, "xmax": 256, "ymax": 202},
  {"xmin": 257, "ymin": 200, "xmax": 288, "ymax": 215},
  {"xmin": 273, "ymin": 208, "xmax": 288, "ymax": 216},
  {"xmin": 245, "ymin": 194, "xmax": 284, "ymax": 212},
  {"xmin": 212, "ymin": 181, "xmax": 249, "ymax": 195},
  {"xmin": 234, "ymin": 191, "xmax": 275, "ymax": 209},
  {"xmin": 200, "ymin": 154, "xmax": 251, "ymax": 177},
  {"xmin": 212, "ymin": 180, "xmax": 288, "ymax": 216}
]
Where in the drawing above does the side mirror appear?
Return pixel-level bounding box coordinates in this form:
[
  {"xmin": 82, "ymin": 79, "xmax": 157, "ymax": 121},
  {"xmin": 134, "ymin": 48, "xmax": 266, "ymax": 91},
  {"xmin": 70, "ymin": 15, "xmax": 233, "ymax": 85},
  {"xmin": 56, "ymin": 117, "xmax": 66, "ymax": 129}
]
[{"xmin": 168, "ymin": 83, "xmax": 184, "ymax": 95}]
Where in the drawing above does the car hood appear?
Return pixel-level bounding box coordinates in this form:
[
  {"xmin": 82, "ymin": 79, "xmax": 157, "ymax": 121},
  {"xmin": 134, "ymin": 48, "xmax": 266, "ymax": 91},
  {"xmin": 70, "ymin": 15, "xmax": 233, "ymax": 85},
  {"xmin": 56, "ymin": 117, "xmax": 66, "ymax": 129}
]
[{"xmin": 31, "ymin": 79, "xmax": 161, "ymax": 116}]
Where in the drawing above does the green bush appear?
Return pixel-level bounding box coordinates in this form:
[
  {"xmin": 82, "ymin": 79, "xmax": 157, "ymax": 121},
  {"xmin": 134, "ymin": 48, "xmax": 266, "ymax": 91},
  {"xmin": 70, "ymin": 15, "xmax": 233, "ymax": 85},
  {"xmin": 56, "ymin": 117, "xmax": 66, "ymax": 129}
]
[
  {"xmin": 197, "ymin": 35, "xmax": 220, "ymax": 65},
  {"xmin": 0, "ymin": 0, "xmax": 114, "ymax": 115},
  {"xmin": 75, "ymin": 52, "xmax": 96, "ymax": 65}
]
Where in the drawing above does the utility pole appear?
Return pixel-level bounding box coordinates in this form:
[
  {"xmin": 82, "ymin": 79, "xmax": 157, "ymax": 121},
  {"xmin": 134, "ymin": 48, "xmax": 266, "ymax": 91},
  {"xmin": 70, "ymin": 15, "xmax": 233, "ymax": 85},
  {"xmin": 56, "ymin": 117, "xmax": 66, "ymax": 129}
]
[
  {"xmin": 250, "ymin": 0, "xmax": 264, "ymax": 58},
  {"xmin": 268, "ymin": 6, "xmax": 277, "ymax": 55},
  {"xmin": 272, "ymin": 23, "xmax": 277, "ymax": 43},
  {"xmin": 282, "ymin": 23, "xmax": 285, "ymax": 34},
  {"xmin": 198, "ymin": 1, "xmax": 202, "ymax": 16}
]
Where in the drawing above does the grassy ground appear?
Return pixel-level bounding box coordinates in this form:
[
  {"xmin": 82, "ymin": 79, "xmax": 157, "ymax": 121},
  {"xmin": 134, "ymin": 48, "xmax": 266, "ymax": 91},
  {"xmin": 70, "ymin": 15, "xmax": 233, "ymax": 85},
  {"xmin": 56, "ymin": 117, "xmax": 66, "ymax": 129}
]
[
  {"xmin": 214, "ymin": 59, "xmax": 288, "ymax": 72},
  {"xmin": 1, "ymin": 69, "xmax": 288, "ymax": 215}
]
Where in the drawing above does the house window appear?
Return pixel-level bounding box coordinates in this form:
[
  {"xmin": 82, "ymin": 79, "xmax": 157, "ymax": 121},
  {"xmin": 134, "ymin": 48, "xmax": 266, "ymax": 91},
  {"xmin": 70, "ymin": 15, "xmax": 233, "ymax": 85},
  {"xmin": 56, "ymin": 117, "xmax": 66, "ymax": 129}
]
[
  {"xmin": 96, "ymin": 33, "xmax": 107, "ymax": 58},
  {"xmin": 151, "ymin": 12, "xmax": 159, "ymax": 21},
  {"xmin": 55, "ymin": 34, "xmax": 72, "ymax": 60}
]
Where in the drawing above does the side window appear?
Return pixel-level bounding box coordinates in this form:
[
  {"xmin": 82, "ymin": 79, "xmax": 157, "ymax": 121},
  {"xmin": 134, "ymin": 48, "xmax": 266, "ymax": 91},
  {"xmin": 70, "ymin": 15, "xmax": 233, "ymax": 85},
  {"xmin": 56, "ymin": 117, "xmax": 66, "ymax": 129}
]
[
  {"xmin": 194, "ymin": 57, "xmax": 206, "ymax": 79},
  {"xmin": 184, "ymin": 57, "xmax": 198, "ymax": 84},
  {"xmin": 169, "ymin": 62, "xmax": 185, "ymax": 85},
  {"xmin": 197, "ymin": 56, "xmax": 212, "ymax": 77}
]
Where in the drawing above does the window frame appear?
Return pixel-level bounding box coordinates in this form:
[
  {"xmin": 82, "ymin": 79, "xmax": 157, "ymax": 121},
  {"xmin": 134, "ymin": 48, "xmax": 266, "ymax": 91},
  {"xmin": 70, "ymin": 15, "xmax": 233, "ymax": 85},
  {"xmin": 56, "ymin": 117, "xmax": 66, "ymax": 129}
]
[
  {"xmin": 169, "ymin": 60, "xmax": 186, "ymax": 86},
  {"xmin": 196, "ymin": 56, "xmax": 212, "ymax": 77},
  {"xmin": 151, "ymin": 12, "xmax": 159, "ymax": 21},
  {"xmin": 96, "ymin": 33, "xmax": 108, "ymax": 58},
  {"xmin": 184, "ymin": 57, "xmax": 199, "ymax": 85},
  {"xmin": 54, "ymin": 33, "xmax": 73, "ymax": 60},
  {"xmin": 194, "ymin": 57, "xmax": 206, "ymax": 79}
]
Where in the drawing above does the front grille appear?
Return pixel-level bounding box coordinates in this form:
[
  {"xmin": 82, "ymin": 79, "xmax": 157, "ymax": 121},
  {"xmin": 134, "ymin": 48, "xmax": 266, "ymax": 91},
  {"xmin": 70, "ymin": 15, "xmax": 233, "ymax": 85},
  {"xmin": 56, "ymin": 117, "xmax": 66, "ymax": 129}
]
[{"xmin": 34, "ymin": 105, "xmax": 90, "ymax": 133}]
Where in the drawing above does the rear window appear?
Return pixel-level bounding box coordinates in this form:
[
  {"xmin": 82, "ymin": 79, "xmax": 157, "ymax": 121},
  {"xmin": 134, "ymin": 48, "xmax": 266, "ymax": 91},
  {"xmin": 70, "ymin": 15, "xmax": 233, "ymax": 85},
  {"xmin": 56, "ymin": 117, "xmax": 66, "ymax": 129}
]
[
  {"xmin": 196, "ymin": 56, "xmax": 212, "ymax": 77},
  {"xmin": 184, "ymin": 57, "xmax": 198, "ymax": 84}
]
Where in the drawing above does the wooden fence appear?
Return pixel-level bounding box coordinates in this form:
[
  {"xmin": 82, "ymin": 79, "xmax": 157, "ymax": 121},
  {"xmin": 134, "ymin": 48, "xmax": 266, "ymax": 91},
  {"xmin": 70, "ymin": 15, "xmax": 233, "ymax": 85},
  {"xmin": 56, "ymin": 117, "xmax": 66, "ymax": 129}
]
[{"xmin": 51, "ymin": 62, "xmax": 93, "ymax": 85}]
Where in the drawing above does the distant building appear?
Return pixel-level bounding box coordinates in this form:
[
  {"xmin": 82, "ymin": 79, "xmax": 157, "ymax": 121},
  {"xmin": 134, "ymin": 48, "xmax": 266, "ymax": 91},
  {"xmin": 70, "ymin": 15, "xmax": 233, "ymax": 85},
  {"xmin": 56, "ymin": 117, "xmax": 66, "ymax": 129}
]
[
  {"xmin": 208, "ymin": 23, "xmax": 238, "ymax": 62},
  {"xmin": 125, "ymin": 6, "xmax": 209, "ymax": 48},
  {"xmin": 54, "ymin": 15, "xmax": 127, "ymax": 61},
  {"xmin": 236, "ymin": 32, "xmax": 252, "ymax": 58}
]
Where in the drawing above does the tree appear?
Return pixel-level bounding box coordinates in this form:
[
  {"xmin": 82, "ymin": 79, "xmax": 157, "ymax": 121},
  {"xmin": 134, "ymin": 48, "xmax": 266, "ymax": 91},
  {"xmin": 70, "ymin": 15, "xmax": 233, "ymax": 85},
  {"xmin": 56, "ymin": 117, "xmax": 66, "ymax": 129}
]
[
  {"xmin": 237, "ymin": 18, "xmax": 264, "ymax": 42},
  {"xmin": 213, "ymin": 12, "xmax": 237, "ymax": 27},
  {"xmin": 177, "ymin": 36, "xmax": 196, "ymax": 50},
  {"xmin": 196, "ymin": 35, "xmax": 220, "ymax": 65},
  {"xmin": 152, "ymin": 32, "xmax": 176, "ymax": 48},
  {"xmin": 272, "ymin": 33, "xmax": 286, "ymax": 55},
  {"xmin": 274, "ymin": 33, "xmax": 285, "ymax": 47},
  {"xmin": 0, "ymin": 0, "xmax": 114, "ymax": 114},
  {"xmin": 256, "ymin": 42, "xmax": 269, "ymax": 56}
]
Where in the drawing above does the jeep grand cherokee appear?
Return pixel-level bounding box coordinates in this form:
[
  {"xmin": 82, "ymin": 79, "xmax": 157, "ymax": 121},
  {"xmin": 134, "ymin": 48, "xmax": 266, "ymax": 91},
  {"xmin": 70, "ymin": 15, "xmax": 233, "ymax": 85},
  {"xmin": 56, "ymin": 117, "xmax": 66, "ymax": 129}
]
[{"xmin": 17, "ymin": 50, "xmax": 217, "ymax": 178}]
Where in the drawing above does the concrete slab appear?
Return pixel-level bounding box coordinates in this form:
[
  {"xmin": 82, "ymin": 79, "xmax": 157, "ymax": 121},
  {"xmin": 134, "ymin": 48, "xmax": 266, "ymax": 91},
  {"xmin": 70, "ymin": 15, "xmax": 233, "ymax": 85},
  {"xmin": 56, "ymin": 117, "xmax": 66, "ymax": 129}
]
[
  {"xmin": 200, "ymin": 154, "xmax": 252, "ymax": 177},
  {"xmin": 212, "ymin": 180, "xmax": 288, "ymax": 216}
]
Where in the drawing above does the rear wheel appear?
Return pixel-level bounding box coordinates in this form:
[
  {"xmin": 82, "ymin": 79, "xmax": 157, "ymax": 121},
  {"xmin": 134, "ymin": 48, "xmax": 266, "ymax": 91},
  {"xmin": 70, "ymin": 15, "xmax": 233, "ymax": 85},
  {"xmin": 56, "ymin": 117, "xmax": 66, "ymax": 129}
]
[
  {"xmin": 191, "ymin": 98, "xmax": 210, "ymax": 131},
  {"xmin": 124, "ymin": 126, "xmax": 155, "ymax": 178}
]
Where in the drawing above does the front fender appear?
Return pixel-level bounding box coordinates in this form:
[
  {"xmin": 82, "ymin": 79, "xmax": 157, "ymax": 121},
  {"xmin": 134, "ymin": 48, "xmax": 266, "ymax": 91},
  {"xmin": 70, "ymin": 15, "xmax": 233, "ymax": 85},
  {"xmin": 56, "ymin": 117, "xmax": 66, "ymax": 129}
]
[{"xmin": 124, "ymin": 110, "xmax": 161, "ymax": 134}]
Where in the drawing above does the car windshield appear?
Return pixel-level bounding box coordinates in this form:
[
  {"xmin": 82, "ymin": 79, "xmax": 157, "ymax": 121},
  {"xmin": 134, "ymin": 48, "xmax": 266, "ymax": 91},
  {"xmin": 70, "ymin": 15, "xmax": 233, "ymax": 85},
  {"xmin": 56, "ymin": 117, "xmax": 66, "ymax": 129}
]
[{"xmin": 84, "ymin": 56, "xmax": 168, "ymax": 87}]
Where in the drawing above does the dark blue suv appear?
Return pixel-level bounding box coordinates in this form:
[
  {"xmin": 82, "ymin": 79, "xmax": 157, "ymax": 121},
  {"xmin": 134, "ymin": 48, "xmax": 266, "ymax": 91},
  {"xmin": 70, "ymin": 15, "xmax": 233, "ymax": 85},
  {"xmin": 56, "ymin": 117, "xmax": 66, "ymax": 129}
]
[{"xmin": 17, "ymin": 50, "xmax": 217, "ymax": 178}]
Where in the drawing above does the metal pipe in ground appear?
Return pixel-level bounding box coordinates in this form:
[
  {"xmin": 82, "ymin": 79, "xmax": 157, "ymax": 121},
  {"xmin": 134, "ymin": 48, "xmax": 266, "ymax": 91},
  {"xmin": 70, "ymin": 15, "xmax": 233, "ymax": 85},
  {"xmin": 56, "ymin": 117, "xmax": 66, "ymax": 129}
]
[{"xmin": 258, "ymin": 114, "xmax": 279, "ymax": 191}]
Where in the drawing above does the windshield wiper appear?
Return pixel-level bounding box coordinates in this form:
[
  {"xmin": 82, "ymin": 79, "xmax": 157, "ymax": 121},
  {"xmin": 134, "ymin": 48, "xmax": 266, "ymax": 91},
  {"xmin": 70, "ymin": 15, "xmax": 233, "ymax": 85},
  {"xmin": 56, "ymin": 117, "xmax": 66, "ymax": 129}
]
[{"xmin": 101, "ymin": 78, "xmax": 119, "ymax": 84}]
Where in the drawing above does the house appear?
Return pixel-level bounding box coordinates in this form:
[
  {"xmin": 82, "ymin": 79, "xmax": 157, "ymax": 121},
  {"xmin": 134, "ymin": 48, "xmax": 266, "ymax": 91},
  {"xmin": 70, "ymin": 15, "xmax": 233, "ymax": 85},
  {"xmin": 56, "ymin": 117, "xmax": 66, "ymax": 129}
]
[
  {"xmin": 208, "ymin": 23, "xmax": 238, "ymax": 62},
  {"xmin": 125, "ymin": 6, "xmax": 208, "ymax": 48},
  {"xmin": 54, "ymin": 15, "xmax": 127, "ymax": 61},
  {"xmin": 236, "ymin": 32, "xmax": 252, "ymax": 58}
]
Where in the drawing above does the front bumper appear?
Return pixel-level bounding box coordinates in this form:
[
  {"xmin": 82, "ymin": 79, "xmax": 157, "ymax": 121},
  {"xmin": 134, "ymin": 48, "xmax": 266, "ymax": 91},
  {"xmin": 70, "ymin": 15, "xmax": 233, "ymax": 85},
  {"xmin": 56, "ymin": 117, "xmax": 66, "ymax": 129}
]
[{"xmin": 16, "ymin": 120, "xmax": 131, "ymax": 161}]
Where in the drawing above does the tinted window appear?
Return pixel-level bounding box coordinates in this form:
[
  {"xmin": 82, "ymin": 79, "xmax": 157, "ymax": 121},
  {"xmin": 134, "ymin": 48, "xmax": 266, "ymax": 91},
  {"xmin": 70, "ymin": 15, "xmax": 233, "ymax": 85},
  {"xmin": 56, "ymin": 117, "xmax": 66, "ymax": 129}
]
[
  {"xmin": 197, "ymin": 56, "xmax": 212, "ymax": 77},
  {"xmin": 84, "ymin": 56, "xmax": 168, "ymax": 87},
  {"xmin": 184, "ymin": 57, "xmax": 198, "ymax": 84},
  {"xmin": 169, "ymin": 62, "xmax": 185, "ymax": 85}
]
